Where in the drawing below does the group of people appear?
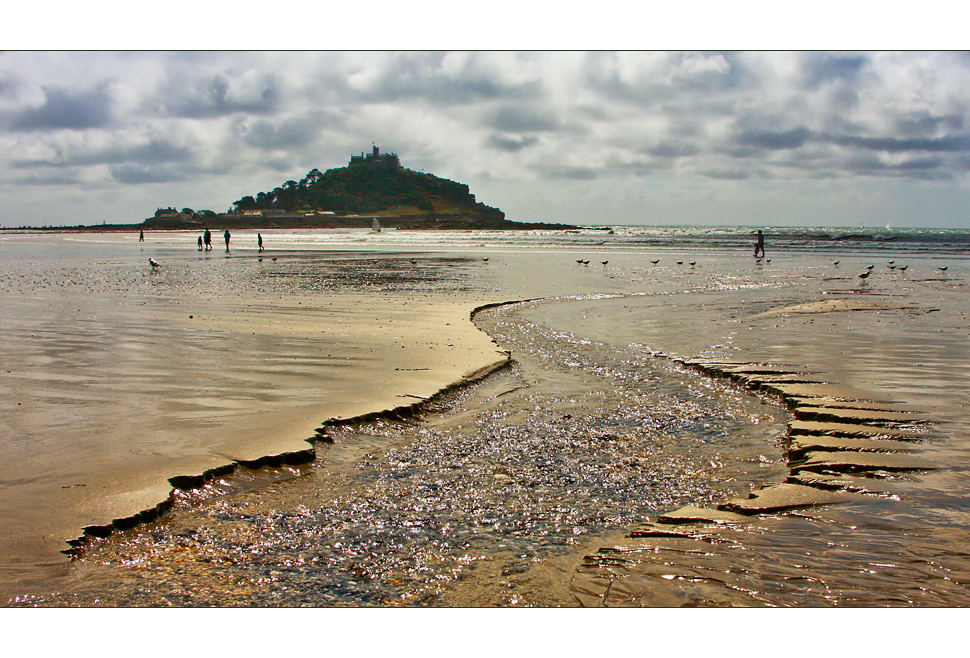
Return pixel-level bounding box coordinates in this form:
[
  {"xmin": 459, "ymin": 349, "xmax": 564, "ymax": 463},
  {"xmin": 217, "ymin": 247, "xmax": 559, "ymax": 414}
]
[
  {"xmin": 192, "ymin": 229, "xmax": 263, "ymax": 253},
  {"xmin": 196, "ymin": 229, "xmax": 228, "ymax": 252}
]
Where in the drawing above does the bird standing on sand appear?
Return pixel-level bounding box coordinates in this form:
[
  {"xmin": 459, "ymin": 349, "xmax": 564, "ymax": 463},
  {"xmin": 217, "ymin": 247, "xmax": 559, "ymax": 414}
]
[
  {"xmin": 650, "ymin": 259, "xmax": 660, "ymax": 265},
  {"xmin": 939, "ymin": 266, "xmax": 949, "ymax": 272},
  {"xmin": 858, "ymin": 270, "xmax": 871, "ymax": 281},
  {"xmin": 149, "ymin": 258, "xmax": 160, "ymax": 269}
]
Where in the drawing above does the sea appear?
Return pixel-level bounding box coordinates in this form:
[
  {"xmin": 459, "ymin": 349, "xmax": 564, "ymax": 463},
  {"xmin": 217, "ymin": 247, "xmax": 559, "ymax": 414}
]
[{"xmin": 1, "ymin": 224, "xmax": 969, "ymax": 607}]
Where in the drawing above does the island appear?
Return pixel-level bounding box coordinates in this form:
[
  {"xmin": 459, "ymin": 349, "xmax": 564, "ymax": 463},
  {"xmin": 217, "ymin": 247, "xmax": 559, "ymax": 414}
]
[{"xmin": 141, "ymin": 146, "xmax": 577, "ymax": 231}]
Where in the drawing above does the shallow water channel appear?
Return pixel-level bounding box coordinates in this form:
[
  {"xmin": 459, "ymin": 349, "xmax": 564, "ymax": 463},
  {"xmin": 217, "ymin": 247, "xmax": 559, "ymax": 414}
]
[{"xmin": 40, "ymin": 298, "xmax": 790, "ymax": 606}]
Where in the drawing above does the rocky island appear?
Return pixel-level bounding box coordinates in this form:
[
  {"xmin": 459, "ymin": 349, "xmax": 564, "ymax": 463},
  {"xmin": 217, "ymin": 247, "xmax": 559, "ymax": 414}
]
[{"xmin": 142, "ymin": 146, "xmax": 576, "ymax": 231}]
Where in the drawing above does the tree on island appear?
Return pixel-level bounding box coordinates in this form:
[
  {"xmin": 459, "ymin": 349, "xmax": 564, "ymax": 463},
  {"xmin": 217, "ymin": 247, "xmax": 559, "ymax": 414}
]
[{"xmin": 230, "ymin": 158, "xmax": 504, "ymax": 221}]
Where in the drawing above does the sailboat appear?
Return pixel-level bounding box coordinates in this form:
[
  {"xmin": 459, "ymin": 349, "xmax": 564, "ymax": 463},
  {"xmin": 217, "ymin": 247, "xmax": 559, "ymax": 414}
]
[{"xmin": 372, "ymin": 217, "xmax": 381, "ymax": 233}]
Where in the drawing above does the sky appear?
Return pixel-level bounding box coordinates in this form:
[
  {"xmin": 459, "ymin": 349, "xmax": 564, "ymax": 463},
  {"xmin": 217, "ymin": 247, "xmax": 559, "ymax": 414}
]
[{"xmin": 4, "ymin": 46, "xmax": 970, "ymax": 229}]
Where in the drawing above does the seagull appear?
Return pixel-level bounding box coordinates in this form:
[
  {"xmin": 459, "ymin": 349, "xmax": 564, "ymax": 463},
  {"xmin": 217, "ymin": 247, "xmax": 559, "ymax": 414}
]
[
  {"xmin": 600, "ymin": 261, "xmax": 609, "ymax": 266},
  {"xmin": 676, "ymin": 261, "xmax": 683, "ymax": 265},
  {"xmin": 689, "ymin": 261, "xmax": 696, "ymax": 266},
  {"xmin": 939, "ymin": 266, "xmax": 949, "ymax": 272},
  {"xmin": 899, "ymin": 265, "xmax": 908, "ymax": 272},
  {"xmin": 148, "ymin": 258, "xmax": 160, "ymax": 269},
  {"xmin": 888, "ymin": 265, "xmax": 896, "ymax": 270},
  {"xmin": 888, "ymin": 261, "xmax": 895, "ymax": 265},
  {"xmin": 858, "ymin": 270, "xmax": 871, "ymax": 280},
  {"xmin": 482, "ymin": 258, "xmax": 489, "ymax": 262},
  {"xmin": 650, "ymin": 259, "xmax": 660, "ymax": 265},
  {"xmin": 833, "ymin": 261, "xmax": 840, "ymax": 266},
  {"xmin": 866, "ymin": 264, "xmax": 875, "ymax": 270}
]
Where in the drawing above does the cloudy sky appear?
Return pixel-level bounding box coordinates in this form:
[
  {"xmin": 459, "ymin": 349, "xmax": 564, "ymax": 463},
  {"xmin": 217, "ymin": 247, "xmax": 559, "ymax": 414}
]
[{"xmin": 4, "ymin": 49, "xmax": 970, "ymax": 229}]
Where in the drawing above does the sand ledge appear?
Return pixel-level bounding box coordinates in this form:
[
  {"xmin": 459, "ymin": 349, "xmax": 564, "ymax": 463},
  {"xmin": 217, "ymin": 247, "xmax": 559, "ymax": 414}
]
[{"xmin": 63, "ymin": 301, "xmax": 522, "ymax": 559}]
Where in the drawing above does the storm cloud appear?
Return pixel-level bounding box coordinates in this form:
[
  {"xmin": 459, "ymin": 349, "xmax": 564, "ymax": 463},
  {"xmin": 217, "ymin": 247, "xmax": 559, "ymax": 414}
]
[
  {"xmin": 2, "ymin": 51, "xmax": 970, "ymax": 228},
  {"xmin": 8, "ymin": 85, "xmax": 114, "ymax": 131}
]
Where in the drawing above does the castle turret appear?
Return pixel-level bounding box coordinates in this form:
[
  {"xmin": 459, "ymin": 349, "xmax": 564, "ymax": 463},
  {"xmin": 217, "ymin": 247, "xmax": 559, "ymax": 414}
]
[{"xmin": 349, "ymin": 145, "xmax": 400, "ymax": 170}]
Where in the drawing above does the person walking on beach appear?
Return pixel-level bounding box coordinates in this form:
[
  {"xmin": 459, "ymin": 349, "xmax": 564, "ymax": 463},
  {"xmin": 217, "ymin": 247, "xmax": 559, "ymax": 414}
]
[
  {"xmin": 197, "ymin": 235, "xmax": 204, "ymax": 251},
  {"xmin": 754, "ymin": 230, "xmax": 765, "ymax": 258},
  {"xmin": 258, "ymin": 233, "xmax": 264, "ymax": 252},
  {"xmin": 204, "ymin": 229, "xmax": 212, "ymax": 251},
  {"xmin": 139, "ymin": 230, "xmax": 144, "ymax": 242},
  {"xmin": 224, "ymin": 229, "xmax": 231, "ymax": 252}
]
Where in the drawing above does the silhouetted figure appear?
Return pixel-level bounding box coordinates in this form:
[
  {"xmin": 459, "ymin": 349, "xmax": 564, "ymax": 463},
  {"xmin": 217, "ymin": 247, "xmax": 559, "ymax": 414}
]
[
  {"xmin": 754, "ymin": 230, "xmax": 765, "ymax": 258},
  {"xmin": 203, "ymin": 229, "xmax": 212, "ymax": 251},
  {"xmin": 224, "ymin": 229, "xmax": 231, "ymax": 252},
  {"xmin": 258, "ymin": 233, "xmax": 264, "ymax": 252},
  {"xmin": 139, "ymin": 230, "xmax": 144, "ymax": 242},
  {"xmin": 198, "ymin": 235, "xmax": 203, "ymax": 251}
]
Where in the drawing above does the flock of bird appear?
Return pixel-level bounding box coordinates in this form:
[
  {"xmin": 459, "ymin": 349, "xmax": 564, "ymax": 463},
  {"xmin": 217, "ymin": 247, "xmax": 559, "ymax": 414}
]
[
  {"xmin": 845, "ymin": 259, "xmax": 947, "ymax": 282},
  {"xmin": 146, "ymin": 254, "xmax": 953, "ymax": 284}
]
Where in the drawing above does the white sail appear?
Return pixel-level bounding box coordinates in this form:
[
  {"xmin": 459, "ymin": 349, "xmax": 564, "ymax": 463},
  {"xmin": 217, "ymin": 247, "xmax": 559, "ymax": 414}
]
[{"xmin": 372, "ymin": 218, "xmax": 381, "ymax": 232}]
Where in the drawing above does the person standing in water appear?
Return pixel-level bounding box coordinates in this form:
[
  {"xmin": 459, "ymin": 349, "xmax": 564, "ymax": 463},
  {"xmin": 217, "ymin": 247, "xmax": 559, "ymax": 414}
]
[
  {"xmin": 754, "ymin": 230, "xmax": 765, "ymax": 258},
  {"xmin": 197, "ymin": 235, "xmax": 204, "ymax": 251},
  {"xmin": 224, "ymin": 229, "xmax": 231, "ymax": 252},
  {"xmin": 258, "ymin": 233, "xmax": 264, "ymax": 252},
  {"xmin": 203, "ymin": 229, "xmax": 212, "ymax": 251}
]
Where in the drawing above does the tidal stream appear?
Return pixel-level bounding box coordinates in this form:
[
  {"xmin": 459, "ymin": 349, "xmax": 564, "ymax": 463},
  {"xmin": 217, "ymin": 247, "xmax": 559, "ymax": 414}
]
[{"xmin": 39, "ymin": 298, "xmax": 789, "ymax": 606}]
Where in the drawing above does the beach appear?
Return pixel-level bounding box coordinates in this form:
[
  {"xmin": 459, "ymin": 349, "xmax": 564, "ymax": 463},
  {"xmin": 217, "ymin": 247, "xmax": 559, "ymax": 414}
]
[{"xmin": 2, "ymin": 226, "xmax": 969, "ymax": 606}]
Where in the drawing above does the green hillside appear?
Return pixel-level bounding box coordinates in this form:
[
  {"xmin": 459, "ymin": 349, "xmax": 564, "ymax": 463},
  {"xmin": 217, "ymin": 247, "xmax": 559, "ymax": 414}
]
[{"xmin": 231, "ymin": 163, "xmax": 505, "ymax": 221}]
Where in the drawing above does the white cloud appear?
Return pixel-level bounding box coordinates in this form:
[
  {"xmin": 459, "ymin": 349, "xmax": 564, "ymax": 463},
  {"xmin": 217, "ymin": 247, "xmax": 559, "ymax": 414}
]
[{"xmin": 2, "ymin": 51, "xmax": 970, "ymax": 228}]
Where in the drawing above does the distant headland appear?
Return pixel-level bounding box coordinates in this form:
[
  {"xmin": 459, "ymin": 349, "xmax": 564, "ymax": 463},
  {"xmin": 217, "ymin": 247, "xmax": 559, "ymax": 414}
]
[{"xmin": 137, "ymin": 146, "xmax": 576, "ymax": 231}]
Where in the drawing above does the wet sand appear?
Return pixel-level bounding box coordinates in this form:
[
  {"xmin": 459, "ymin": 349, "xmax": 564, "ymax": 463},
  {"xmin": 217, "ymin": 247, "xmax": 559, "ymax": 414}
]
[
  {"xmin": 524, "ymin": 263, "xmax": 970, "ymax": 605},
  {"xmin": 3, "ymin": 231, "xmax": 969, "ymax": 607}
]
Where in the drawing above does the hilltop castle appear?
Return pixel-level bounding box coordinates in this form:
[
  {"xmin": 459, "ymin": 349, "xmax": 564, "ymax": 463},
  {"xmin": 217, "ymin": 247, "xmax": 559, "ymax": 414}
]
[{"xmin": 349, "ymin": 145, "xmax": 400, "ymax": 170}]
